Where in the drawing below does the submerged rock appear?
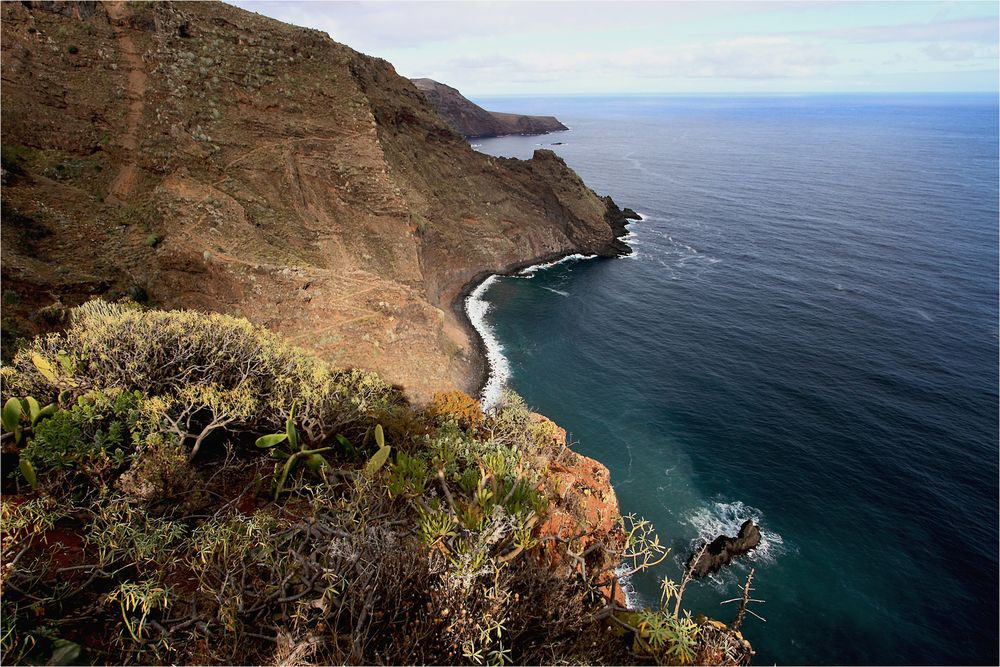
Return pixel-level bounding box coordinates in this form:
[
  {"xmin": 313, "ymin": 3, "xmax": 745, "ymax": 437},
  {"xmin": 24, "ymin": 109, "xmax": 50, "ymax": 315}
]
[{"xmin": 686, "ymin": 519, "xmax": 762, "ymax": 578}]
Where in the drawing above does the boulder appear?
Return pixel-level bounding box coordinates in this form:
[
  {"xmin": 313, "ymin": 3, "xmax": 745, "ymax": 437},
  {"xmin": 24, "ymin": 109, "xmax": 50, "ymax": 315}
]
[{"xmin": 686, "ymin": 519, "xmax": 762, "ymax": 578}]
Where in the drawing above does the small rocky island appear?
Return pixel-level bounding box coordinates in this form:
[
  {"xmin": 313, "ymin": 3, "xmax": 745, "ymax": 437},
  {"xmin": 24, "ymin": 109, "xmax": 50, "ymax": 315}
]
[{"xmin": 688, "ymin": 520, "xmax": 763, "ymax": 578}]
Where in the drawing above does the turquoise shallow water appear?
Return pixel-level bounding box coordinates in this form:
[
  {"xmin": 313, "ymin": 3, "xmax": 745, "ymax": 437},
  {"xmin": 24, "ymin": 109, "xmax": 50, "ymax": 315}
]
[{"xmin": 468, "ymin": 95, "xmax": 999, "ymax": 665}]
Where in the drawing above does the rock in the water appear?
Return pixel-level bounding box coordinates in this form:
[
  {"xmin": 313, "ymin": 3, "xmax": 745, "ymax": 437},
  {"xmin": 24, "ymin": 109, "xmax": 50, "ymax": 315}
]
[
  {"xmin": 686, "ymin": 519, "xmax": 762, "ymax": 578},
  {"xmin": 622, "ymin": 207, "xmax": 642, "ymax": 220}
]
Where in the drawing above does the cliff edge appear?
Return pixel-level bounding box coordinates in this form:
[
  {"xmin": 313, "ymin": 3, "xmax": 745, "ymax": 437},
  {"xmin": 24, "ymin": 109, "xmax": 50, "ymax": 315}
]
[{"xmin": 1, "ymin": 0, "xmax": 625, "ymax": 401}]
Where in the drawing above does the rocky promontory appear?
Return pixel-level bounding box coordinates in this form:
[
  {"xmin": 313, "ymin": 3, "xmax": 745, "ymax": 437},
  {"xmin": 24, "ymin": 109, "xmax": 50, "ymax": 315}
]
[{"xmin": 410, "ymin": 77, "xmax": 568, "ymax": 139}]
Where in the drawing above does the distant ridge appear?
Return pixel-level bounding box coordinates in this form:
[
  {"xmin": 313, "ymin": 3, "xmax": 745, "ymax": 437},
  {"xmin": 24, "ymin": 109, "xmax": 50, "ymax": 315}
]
[{"xmin": 411, "ymin": 77, "xmax": 568, "ymax": 139}]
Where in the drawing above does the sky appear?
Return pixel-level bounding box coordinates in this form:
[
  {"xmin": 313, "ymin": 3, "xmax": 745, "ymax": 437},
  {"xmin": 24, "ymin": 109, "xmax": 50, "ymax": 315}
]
[{"xmin": 227, "ymin": 1, "xmax": 1000, "ymax": 96}]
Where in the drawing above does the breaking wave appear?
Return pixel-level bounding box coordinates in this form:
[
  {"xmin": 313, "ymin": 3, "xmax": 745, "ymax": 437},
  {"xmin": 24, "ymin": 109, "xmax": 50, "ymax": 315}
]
[
  {"xmin": 466, "ymin": 254, "xmax": 598, "ymax": 409},
  {"xmin": 465, "ymin": 275, "xmax": 510, "ymax": 410},
  {"xmin": 683, "ymin": 500, "xmax": 788, "ymax": 570},
  {"xmin": 517, "ymin": 253, "xmax": 593, "ymax": 277}
]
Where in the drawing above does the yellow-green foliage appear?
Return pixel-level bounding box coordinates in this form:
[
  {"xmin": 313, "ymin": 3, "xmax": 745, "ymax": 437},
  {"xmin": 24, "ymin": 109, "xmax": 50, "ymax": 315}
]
[
  {"xmin": 5, "ymin": 301, "xmax": 400, "ymax": 462},
  {"xmin": 0, "ymin": 496, "xmax": 67, "ymax": 551},
  {"xmin": 0, "ymin": 301, "xmax": 751, "ymax": 667},
  {"xmin": 427, "ymin": 389, "xmax": 483, "ymax": 431}
]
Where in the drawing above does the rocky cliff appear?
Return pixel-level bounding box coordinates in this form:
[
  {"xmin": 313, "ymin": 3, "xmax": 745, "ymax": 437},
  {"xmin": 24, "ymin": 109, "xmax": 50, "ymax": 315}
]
[
  {"xmin": 410, "ymin": 77, "xmax": 568, "ymax": 139},
  {"xmin": 1, "ymin": 0, "xmax": 628, "ymax": 401}
]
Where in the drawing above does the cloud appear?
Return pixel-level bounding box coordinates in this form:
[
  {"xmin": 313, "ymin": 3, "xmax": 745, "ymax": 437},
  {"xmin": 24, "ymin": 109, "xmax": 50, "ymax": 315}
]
[
  {"xmin": 820, "ymin": 16, "xmax": 999, "ymax": 44},
  {"xmin": 923, "ymin": 41, "xmax": 999, "ymax": 62},
  {"xmin": 428, "ymin": 36, "xmax": 839, "ymax": 86},
  {"xmin": 227, "ymin": 1, "xmax": 803, "ymax": 51},
  {"xmin": 619, "ymin": 38, "xmax": 839, "ymax": 79},
  {"xmin": 226, "ymin": 1, "xmax": 999, "ymax": 93}
]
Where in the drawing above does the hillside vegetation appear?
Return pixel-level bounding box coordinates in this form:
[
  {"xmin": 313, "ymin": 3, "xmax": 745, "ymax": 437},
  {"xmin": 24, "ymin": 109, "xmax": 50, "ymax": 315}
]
[{"xmin": 0, "ymin": 302, "xmax": 752, "ymax": 665}]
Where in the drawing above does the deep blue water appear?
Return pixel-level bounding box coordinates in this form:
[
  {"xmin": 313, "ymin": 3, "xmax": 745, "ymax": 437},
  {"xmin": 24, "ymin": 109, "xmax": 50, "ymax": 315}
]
[{"xmin": 468, "ymin": 95, "xmax": 999, "ymax": 665}]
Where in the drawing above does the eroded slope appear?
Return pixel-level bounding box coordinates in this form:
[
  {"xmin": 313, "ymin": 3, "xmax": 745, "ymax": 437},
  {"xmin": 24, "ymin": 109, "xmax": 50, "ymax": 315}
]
[{"xmin": 1, "ymin": 0, "xmax": 627, "ymax": 400}]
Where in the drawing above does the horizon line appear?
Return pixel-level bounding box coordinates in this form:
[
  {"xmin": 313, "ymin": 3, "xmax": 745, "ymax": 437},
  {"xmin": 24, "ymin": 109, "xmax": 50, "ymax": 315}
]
[{"xmin": 464, "ymin": 90, "xmax": 1000, "ymax": 98}]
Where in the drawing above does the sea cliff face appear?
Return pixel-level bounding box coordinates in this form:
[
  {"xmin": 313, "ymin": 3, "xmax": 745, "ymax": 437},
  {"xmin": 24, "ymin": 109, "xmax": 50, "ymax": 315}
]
[
  {"xmin": 1, "ymin": 0, "xmax": 627, "ymax": 401},
  {"xmin": 410, "ymin": 77, "xmax": 568, "ymax": 139}
]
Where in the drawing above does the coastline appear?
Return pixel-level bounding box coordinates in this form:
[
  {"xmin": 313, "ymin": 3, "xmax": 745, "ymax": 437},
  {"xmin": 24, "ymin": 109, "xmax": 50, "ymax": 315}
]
[
  {"xmin": 450, "ymin": 212, "xmax": 647, "ymax": 612},
  {"xmin": 453, "ymin": 216, "xmax": 642, "ymax": 407},
  {"xmin": 451, "ymin": 250, "xmax": 601, "ymax": 407}
]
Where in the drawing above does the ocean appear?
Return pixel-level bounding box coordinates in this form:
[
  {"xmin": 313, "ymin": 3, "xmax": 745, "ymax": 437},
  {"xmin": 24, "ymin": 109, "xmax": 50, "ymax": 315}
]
[{"xmin": 466, "ymin": 94, "xmax": 999, "ymax": 665}]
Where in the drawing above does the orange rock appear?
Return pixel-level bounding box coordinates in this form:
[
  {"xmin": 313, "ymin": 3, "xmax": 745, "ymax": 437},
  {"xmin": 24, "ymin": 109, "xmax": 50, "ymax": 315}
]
[{"xmin": 530, "ymin": 413, "xmax": 626, "ymax": 606}]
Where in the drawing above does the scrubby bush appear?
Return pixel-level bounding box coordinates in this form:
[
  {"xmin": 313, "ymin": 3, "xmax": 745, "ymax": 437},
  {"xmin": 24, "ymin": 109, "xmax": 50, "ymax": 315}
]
[
  {"xmin": 427, "ymin": 389, "xmax": 483, "ymax": 431},
  {"xmin": 7, "ymin": 300, "xmax": 400, "ymax": 451},
  {"xmin": 0, "ymin": 301, "xmax": 753, "ymax": 666}
]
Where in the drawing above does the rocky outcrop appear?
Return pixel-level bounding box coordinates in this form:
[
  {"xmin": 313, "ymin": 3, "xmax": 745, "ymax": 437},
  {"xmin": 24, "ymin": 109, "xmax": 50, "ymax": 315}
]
[
  {"xmin": 686, "ymin": 520, "xmax": 762, "ymax": 578},
  {"xmin": 530, "ymin": 413, "xmax": 627, "ymax": 605},
  {"xmin": 0, "ymin": 1, "xmax": 627, "ymax": 401},
  {"xmin": 410, "ymin": 77, "xmax": 568, "ymax": 139}
]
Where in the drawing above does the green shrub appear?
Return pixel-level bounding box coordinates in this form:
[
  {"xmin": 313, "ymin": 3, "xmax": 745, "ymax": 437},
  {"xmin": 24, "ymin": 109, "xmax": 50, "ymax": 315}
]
[
  {"xmin": 7, "ymin": 300, "xmax": 400, "ymax": 441},
  {"xmin": 22, "ymin": 389, "xmax": 141, "ymax": 488}
]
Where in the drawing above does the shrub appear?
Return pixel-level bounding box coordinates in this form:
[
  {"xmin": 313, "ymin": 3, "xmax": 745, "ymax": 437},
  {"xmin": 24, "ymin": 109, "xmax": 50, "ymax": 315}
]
[
  {"xmin": 67, "ymin": 45, "xmax": 78, "ymax": 54},
  {"xmin": 7, "ymin": 300, "xmax": 400, "ymax": 444},
  {"xmin": 22, "ymin": 388, "xmax": 142, "ymax": 490},
  {"xmin": 427, "ymin": 389, "xmax": 483, "ymax": 431},
  {"xmin": 0, "ymin": 302, "xmax": 753, "ymax": 666}
]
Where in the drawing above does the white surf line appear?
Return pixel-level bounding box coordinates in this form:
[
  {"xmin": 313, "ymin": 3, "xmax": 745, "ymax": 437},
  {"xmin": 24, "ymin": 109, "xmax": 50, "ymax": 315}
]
[
  {"xmin": 465, "ymin": 275, "xmax": 510, "ymax": 410},
  {"xmin": 621, "ymin": 214, "xmax": 646, "ymax": 255},
  {"xmin": 616, "ymin": 563, "xmax": 644, "ymax": 610},
  {"xmin": 465, "ymin": 254, "xmax": 597, "ymax": 409},
  {"xmin": 517, "ymin": 252, "xmax": 594, "ymax": 277}
]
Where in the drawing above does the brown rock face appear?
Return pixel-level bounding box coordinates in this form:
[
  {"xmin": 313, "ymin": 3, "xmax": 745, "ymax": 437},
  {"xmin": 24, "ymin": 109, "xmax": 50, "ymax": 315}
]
[
  {"xmin": 1, "ymin": 1, "xmax": 628, "ymax": 400},
  {"xmin": 410, "ymin": 77, "xmax": 568, "ymax": 139}
]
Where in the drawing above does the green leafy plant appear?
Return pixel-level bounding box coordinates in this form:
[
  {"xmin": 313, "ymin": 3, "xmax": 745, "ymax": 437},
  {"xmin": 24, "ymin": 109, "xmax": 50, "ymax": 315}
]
[
  {"xmin": 415, "ymin": 501, "xmax": 457, "ymax": 546},
  {"xmin": 634, "ymin": 609, "xmax": 701, "ymax": 665},
  {"xmin": 21, "ymin": 390, "xmax": 139, "ymax": 489},
  {"xmin": 256, "ymin": 404, "xmax": 336, "ymax": 498},
  {"xmin": 87, "ymin": 495, "xmax": 187, "ymax": 567},
  {"xmin": 363, "ymin": 423, "xmax": 391, "ymax": 478},
  {"xmin": 107, "ymin": 580, "xmax": 172, "ymax": 643},
  {"xmin": 387, "ymin": 449, "xmax": 429, "ymax": 498},
  {"xmin": 2, "ymin": 394, "xmax": 62, "ymax": 489}
]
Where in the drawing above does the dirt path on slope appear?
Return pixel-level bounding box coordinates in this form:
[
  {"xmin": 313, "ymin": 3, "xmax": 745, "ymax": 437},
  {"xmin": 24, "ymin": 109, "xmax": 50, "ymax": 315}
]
[{"xmin": 106, "ymin": 1, "xmax": 147, "ymax": 201}]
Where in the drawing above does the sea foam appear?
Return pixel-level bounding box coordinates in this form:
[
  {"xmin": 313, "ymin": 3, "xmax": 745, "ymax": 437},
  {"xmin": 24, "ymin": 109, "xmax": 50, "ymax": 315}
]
[
  {"xmin": 683, "ymin": 500, "xmax": 788, "ymax": 573},
  {"xmin": 517, "ymin": 253, "xmax": 593, "ymax": 277},
  {"xmin": 466, "ymin": 254, "xmax": 596, "ymax": 409},
  {"xmin": 465, "ymin": 275, "xmax": 509, "ymax": 410},
  {"xmin": 616, "ymin": 563, "xmax": 644, "ymax": 609}
]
